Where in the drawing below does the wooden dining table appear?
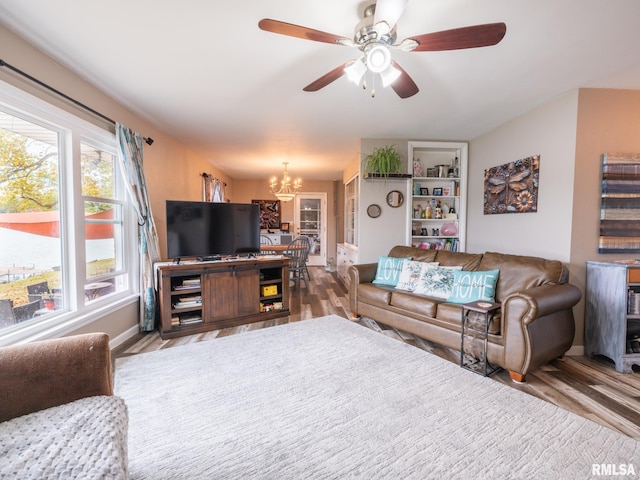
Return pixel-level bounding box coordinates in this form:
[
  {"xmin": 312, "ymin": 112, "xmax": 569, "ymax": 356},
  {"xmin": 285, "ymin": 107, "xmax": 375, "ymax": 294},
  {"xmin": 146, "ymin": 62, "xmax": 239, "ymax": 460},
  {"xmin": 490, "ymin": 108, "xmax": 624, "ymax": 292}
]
[{"xmin": 260, "ymin": 244, "xmax": 303, "ymax": 253}]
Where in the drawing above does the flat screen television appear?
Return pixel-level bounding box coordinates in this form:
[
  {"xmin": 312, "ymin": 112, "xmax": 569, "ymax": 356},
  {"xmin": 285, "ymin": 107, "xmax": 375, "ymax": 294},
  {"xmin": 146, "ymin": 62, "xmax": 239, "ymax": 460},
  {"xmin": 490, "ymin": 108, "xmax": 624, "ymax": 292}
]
[{"xmin": 166, "ymin": 200, "xmax": 260, "ymax": 261}]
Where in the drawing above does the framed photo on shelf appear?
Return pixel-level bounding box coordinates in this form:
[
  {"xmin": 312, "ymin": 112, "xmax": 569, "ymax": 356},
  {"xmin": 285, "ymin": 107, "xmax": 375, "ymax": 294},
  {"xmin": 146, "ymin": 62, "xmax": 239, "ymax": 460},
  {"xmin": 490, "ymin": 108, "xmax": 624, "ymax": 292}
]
[
  {"xmin": 420, "ymin": 187, "xmax": 429, "ymax": 196},
  {"xmin": 442, "ymin": 187, "xmax": 451, "ymax": 196},
  {"xmin": 432, "ymin": 187, "xmax": 443, "ymax": 196},
  {"xmin": 280, "ymin": 222, "xmax": 290, "ymax": 232}
]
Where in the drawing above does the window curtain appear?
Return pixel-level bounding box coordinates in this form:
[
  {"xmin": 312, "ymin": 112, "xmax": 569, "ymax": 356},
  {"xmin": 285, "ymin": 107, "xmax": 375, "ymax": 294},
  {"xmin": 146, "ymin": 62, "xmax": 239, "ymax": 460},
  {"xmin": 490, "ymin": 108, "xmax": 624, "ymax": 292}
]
[
  {"xmin": 116, "ymin": 123, "xmax": 160, "ymax": 331},
  {"xmin": 212, "ymin": 178, "xmax": 225, "ymax": 202},
  {"xmin": 202, "ymin": 173, "xmax": 226, "ymax": 202}
]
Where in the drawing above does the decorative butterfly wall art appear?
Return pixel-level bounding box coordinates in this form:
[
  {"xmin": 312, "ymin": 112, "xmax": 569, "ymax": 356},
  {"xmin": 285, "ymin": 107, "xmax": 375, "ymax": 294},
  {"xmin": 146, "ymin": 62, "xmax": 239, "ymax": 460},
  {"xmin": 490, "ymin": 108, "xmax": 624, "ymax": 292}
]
[{"xmin": 483, "ymin": 155, "xmax": 540, "ymax": 214}]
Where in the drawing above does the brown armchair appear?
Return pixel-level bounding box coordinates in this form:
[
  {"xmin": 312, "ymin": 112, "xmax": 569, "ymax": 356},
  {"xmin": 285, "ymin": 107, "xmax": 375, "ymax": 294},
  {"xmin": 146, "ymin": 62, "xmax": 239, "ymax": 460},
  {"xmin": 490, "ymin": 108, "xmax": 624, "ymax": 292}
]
[
  {"xmin": 0, "ymin": 333, "xmax": 127, "ymax": 478},
  {"xmin": 0, "ymin": 332, "xmax": 113, "ymax": 422}
]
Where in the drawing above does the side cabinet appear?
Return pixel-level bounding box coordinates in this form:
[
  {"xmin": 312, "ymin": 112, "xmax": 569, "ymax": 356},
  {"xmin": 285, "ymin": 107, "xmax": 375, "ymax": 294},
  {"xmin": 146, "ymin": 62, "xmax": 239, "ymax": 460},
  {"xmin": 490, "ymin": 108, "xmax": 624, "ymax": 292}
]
[
  {"xmin": 337, "ymin": 243, "xmax": 358, "ymax": 287},
  {"xmin": 157, "ymin": 258, "xmax": 289, "ymax": 339},
  {"xmin": 585, "ymin": 260, "xmax": 640, "ymax": 373}
]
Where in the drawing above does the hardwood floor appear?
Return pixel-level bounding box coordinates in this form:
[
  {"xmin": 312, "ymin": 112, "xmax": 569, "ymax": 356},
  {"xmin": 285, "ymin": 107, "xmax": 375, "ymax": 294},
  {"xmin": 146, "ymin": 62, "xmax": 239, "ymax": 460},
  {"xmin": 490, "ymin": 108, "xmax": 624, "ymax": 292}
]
[{"xmin": 116, "ymin": 266, "xmax": 640, "ymax": 441}]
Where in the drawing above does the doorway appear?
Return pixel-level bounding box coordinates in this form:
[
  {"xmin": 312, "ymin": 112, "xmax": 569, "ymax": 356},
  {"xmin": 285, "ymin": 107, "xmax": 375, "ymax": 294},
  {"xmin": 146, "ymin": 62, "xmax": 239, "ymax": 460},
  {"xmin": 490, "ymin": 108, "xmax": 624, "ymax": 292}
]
[{"xmin": 294, "ymin": 193, "xmax": 327, "ymax": 266}]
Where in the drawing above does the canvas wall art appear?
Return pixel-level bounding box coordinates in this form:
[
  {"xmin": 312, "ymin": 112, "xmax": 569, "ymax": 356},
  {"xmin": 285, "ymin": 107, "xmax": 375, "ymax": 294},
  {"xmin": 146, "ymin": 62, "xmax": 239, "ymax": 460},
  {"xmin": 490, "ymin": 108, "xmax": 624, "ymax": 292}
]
[
  {"xmin": 252, "ymin": 199, "xmax": 281, "ymax": 230},
  {"xmin": 484, "ymin": 155, "xmax": 540, "ymax": 215},
  {"xmin": 598, "ymin": 152, "xmax": 640, "ymax": 253}
]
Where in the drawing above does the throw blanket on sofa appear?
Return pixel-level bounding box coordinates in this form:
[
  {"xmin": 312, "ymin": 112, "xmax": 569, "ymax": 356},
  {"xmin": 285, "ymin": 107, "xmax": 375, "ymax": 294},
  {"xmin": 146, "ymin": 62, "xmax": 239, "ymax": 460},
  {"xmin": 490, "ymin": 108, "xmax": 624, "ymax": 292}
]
[{"xmin": 0, "ymin": 395, "xmax": 128, "ymax": 480}]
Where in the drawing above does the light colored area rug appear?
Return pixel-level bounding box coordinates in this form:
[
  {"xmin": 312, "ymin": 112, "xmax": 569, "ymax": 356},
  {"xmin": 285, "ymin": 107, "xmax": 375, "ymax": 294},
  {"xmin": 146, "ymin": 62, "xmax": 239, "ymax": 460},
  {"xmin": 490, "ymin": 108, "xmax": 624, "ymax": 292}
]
[{"xmin": 115, "ymin": 315, "xmax": 639, "ymax": 479}]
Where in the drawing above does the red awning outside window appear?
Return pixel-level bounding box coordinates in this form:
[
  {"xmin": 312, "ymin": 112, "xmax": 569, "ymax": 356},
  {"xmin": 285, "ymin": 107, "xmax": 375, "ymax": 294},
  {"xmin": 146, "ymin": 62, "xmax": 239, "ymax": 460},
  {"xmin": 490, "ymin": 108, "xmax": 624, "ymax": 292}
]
[{"xmin": 0, "ymin": 210, "xmax": 115, "ymax": 239}]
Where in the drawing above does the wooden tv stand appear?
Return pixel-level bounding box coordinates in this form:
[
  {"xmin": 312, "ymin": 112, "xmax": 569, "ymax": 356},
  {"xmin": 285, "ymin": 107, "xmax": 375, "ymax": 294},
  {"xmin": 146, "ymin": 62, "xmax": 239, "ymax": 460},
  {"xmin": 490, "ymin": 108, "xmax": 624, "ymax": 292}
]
[{"xmin": 156, "ymin": 257, "xmax": 290, "ymax": 339}]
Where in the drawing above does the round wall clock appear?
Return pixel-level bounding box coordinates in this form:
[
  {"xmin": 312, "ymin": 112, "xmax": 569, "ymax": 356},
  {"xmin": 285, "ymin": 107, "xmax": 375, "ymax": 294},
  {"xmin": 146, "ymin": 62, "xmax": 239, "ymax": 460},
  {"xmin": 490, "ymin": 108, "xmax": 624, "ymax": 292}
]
[
  {"xmin": 367, "ymin": 204, "xmax": 382, "ymax": 218},
  {"xmin": 386, "ymin": 190, "xmax": 404, "ymax": 208}
]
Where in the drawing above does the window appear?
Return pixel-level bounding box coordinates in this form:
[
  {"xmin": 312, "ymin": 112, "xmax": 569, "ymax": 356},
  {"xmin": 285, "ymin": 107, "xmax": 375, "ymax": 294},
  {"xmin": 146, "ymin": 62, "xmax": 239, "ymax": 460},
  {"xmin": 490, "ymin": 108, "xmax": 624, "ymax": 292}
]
[
  {"xmin": 0, "ymin": 80, "xmax": 137, "ymax": 342},
  {"xmin": 81, "ymin": 144, "xmax": 128, "ymax": 300}
]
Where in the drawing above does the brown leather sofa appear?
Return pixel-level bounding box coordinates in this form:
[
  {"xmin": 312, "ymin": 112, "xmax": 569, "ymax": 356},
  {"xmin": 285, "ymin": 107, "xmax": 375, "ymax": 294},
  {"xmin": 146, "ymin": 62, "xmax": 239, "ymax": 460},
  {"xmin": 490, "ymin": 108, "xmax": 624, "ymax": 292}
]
[{"xmin": 348, "ymin": 246, "xmax": 582, "ymax": 382}]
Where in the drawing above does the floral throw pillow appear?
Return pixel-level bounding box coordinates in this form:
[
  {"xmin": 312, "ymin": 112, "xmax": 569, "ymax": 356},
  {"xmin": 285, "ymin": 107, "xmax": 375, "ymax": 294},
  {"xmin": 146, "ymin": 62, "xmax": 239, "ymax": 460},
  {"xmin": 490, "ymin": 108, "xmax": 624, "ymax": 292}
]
[
  {"xmin": 413, "ymin": 266, "xmax": 463, "ymax": 299},
  {"xmin": 395, "ymin": 261, "xmax": 439, "ymax": 292},
  {"xmin": 447, "ymin": 269, "xmax": 500, "ymax": 303},
  {"xmin": 372, "ymin": 256, "xmax": 410, "ymax": 287}
]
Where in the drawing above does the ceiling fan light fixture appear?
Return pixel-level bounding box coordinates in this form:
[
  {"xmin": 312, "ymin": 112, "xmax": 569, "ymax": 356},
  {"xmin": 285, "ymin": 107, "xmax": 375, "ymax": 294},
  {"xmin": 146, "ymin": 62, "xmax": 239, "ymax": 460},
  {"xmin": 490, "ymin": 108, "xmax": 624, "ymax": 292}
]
[
  {"xmin": 366, "ymin": 44, "xmax": 391, "ymax": 73},
  {"xmin": 380, "ymin": 63, "xmax": 401, "ymax": 87},
  {"xmin": 345, "ymin": 57, "xmax": 367, "ymax": 85},
  {"xmin": 373, "ymin": 0, "xmax": 408, "ymax": 29}
]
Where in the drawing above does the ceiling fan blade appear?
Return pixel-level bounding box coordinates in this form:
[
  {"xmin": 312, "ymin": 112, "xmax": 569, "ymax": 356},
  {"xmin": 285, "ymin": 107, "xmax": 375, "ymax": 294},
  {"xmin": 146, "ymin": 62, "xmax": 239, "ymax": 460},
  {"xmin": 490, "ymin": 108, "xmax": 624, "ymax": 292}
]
[
  {"xmin": 408, "ymin": 22, "xmax": 507, "ymax": 52},
  {"xmin": 390, "ymin": 61, "xmax": 419, "ymax": 99},
  {"xmin": 373, "ymin": 0, "xmax": 408, "ymax": 28},
  {"xmin": 303, "ymin": 63, "xmax": 349, "ymax": 92},
  {"xmin": 259, "ymin": 19, "xmax": 353, "ymax": 46}
]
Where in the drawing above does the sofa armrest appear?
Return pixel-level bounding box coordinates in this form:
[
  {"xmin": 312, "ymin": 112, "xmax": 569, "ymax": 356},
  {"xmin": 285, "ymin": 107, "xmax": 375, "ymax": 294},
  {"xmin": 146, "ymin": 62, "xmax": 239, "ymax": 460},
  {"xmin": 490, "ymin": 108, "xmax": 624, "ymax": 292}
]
[
  {"xmin": 348, "ymin": 263, "xmax": 378, "ymax": 316},
  {"xmin": 504, "ymin": 283, "xmax": 582, "ymax": 325},
  {"xmin": 502, "ymin": 283, "xmax": 582, "ymax": 375},
  {"xmin": 348, "ymin": 263, "xmax": 378, "ymax": 285},
  {"xmin": 0, "ymin": 333, "xmax": 113, "ymax": 422}
]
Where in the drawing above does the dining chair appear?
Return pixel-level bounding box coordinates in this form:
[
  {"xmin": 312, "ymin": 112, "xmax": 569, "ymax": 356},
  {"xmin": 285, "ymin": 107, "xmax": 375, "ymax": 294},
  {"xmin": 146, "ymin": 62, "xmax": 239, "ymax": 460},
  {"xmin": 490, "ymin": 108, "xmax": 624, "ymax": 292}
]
[
  {"xmin": 13, "ymin": 300, "xmax": 42, "ymax": 323},
  {"xmin": 298, "ymin": 235, "xmax": 313, "ymax": 280},
  {"xmin": 260, "ymin": 235, "xmax": 273, "ymax": 245},
  {"xmin": 26, "ymin": 281, "xmax": 49, "ymax": 296},
  {"xmin": 0, "ymin": 299, "xmax": 16, "ymax": 328},
  {"xmin": 285, "ymin": 237, "xmax": 310, "ymax": 288},
  {"xmin": 260, "ymin": 234, "xmax": 274, "ymax": 255},
  {"xmin": 26, "ymin": 281, "xmax": 50, "ymax": 309}
]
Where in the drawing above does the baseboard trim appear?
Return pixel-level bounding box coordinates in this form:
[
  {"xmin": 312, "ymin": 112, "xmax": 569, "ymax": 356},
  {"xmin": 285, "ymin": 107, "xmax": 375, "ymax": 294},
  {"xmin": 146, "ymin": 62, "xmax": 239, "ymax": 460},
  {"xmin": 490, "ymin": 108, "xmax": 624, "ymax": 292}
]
[
  {"xmin": 566, "ymin": 345, "xmax": 585, "ymax": 356},
  {"xmin": 110, "ymin": 325, "xmax": 140, "ymax": 351}
]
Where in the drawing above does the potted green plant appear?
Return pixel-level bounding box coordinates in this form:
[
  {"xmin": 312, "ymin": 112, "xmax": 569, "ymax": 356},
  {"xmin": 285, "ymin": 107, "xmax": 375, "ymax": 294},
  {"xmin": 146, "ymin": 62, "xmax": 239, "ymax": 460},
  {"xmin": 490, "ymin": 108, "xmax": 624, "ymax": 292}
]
[{"xmin": 361, "ymin": 145, "xmax": 406, "ymax": 179}]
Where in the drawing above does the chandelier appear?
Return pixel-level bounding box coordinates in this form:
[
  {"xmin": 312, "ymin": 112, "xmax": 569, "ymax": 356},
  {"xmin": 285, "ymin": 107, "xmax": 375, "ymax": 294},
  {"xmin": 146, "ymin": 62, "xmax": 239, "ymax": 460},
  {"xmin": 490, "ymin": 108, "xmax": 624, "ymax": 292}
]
[{"xmin": 270, "ymin": 162, "xmax": 302, "ymax": 202}]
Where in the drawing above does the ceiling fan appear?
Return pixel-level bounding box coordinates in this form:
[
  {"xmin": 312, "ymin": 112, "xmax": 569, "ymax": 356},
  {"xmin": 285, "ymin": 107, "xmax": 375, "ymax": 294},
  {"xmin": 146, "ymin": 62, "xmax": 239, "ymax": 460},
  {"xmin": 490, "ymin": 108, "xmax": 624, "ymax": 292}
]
[{"xmin": 258, "ymin": 0, "xmax": 506, "ymax": 98}]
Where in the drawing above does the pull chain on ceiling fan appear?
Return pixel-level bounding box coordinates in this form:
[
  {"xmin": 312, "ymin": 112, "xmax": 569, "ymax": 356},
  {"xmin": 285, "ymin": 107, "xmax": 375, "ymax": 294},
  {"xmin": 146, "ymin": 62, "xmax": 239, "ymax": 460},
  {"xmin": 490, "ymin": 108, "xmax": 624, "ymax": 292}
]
[{"xmin": 258, "ymin": 0, "xmax": 506, "ymax": 99}]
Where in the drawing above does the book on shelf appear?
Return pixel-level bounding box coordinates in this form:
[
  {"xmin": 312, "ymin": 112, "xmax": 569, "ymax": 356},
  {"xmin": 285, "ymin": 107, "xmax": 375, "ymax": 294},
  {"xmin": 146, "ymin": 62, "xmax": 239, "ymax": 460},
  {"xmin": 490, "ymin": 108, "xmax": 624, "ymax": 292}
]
[
  {"xmin": 173, "ymin": 295, "xmax": 202, "ymax": 309},
  {"xmin": 174, "ymin": 278, "xmax": 201, "ymax": 290},
  {"xmin": 443, "ymin": 238, "xmax": 459, "ymax": 252},
  {"xmin": 178, "ymin": 295, "xmax": 202, "ymax": 303},
  {"xmin": 174, "ymin": 301, "xmax": 202, "ymax": 309},
  {"xmin": 179, "ymin": 315, "xmax": 202, "ymax": 325}
]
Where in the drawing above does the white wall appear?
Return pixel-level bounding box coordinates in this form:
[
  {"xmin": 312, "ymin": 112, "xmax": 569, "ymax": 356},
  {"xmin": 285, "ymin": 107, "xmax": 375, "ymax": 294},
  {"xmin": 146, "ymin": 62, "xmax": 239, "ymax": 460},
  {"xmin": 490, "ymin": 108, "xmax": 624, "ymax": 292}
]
[
  {"xmin": 358, "ymin": 139, "xmax": 410, "ymax": 263},
  {"xmin": 467, "ymin": 91, "xmax": 579, "ymax": 262}
]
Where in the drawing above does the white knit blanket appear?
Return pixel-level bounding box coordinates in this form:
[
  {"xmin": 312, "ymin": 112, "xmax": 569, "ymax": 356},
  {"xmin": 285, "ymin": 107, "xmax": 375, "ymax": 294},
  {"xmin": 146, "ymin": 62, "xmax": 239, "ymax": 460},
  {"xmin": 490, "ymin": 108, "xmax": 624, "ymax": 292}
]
[{"xmin": 0, "ymin": 395, "xmax": 128, "ymax": 479}]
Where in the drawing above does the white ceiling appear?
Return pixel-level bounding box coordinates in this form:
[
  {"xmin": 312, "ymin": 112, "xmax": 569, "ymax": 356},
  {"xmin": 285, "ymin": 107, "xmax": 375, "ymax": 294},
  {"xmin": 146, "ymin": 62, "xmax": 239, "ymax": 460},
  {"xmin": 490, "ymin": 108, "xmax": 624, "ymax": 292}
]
[{"xmin": 2, "ymin": 0, "xmax": 640, "ymax": 181}]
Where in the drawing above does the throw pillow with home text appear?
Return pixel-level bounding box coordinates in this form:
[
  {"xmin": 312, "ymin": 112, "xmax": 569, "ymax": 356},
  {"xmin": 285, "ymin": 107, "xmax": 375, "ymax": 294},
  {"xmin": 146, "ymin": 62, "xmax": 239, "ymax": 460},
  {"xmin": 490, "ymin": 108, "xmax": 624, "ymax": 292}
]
[{"xmin": 447, "ymin": 269, "xmax": 500, "ymax": 303}]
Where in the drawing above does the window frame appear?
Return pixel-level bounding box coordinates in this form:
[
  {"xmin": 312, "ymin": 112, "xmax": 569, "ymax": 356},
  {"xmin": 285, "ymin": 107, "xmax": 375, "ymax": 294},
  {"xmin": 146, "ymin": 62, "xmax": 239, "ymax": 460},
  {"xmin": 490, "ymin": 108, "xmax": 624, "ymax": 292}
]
[
  {"xmin": 0, "ymin": 79, "xmax": 139, "ymax": 347},
  {"xmin": 80, "ymin": 139, "xmax": 128, "ymax": 284}
]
